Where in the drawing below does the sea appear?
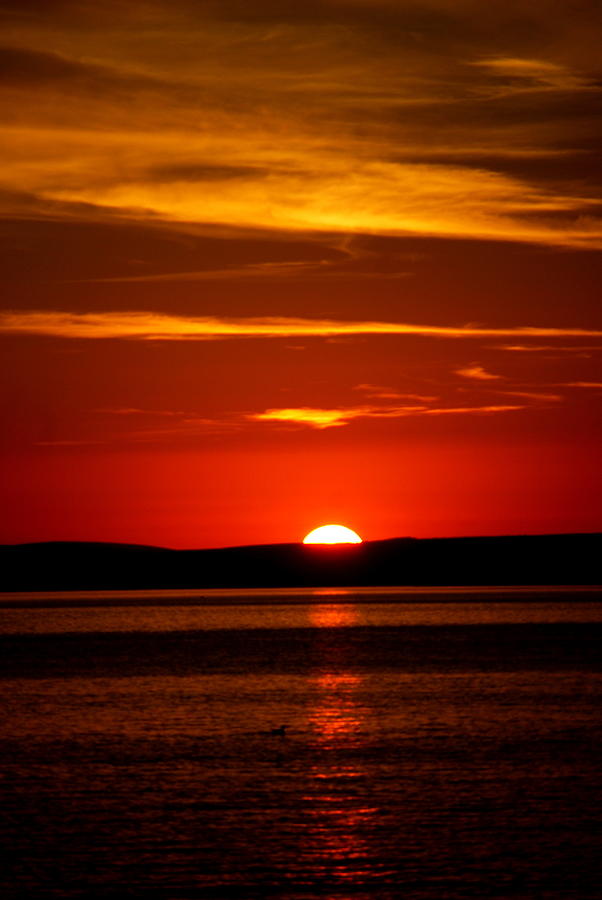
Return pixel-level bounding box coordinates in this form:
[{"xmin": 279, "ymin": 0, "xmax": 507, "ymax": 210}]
[{"xmin": 0, "ymin": 586, "xmax": 601, "ymax": 899}]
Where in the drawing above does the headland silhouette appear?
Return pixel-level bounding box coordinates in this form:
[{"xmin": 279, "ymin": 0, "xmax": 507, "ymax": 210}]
[{"xmin": 1, "ymin": 533, "xmax": 600, "ymax": 591}]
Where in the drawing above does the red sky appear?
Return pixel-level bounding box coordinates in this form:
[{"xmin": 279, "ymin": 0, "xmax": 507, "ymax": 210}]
[{"xmin": 1, "ymin": 0, "xmax": 601, "ymax": 548}]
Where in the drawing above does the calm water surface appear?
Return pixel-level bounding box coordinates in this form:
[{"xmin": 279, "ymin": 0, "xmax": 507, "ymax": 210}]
[{"xmin": 0, "ymin": 586, "xmax": 601, "ymax": 899}]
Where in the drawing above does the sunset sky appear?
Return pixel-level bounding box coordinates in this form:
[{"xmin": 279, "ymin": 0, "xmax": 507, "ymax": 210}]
[{"xmin": 1, "ymin": 0, "xmax": 601, "ymax": 548}]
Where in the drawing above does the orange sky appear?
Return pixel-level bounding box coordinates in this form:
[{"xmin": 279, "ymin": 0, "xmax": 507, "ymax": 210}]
[{"xmin": 1, "ymin": 0, "xmax": 601, "ymax": 548}]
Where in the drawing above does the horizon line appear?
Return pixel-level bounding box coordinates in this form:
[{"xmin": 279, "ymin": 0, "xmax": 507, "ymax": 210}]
[{"xmin": 1, "ymin": 530, "xmax": 600, "ymax": 553}]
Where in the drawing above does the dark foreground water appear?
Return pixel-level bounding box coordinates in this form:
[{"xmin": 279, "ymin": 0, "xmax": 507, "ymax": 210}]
[{"xmin": 1, "ymin": 587, "xmax": 601, "ymax": 899}]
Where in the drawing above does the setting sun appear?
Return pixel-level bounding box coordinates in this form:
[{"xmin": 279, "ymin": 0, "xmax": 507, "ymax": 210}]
[{"xmin": 303, "ymin": 524, "xmax": 363, "ymax": 544}]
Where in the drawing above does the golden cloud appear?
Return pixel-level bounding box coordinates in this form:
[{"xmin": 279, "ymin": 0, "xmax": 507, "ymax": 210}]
[
  {"xmin": 251, "ymin": 408, "xmax": 360, "ymax": 429},
  {"xmin": 1, "ymin": 4, "xmax": 601, "ymax": 250},
  {"xmin": 2, "ymin": 311, "xmax": 602, "ymax": 341},
  {"xmin": 249, "ymin": 403, "xmax": 525, "ymax": 429},
  {"xmin": 18, "ymin": 148, "xmax": 601, "ymax": 249}
]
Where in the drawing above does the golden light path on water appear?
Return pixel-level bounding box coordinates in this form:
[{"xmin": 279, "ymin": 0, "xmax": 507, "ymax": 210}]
[{"xmin": 301, "ymin": 601, "xmax": 389, "ymax": 886}]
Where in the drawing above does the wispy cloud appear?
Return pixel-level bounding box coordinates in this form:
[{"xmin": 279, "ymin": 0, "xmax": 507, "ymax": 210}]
[
  {"xmin": 494, "ymin": 390, "xmax": 563, "ymax": 402},
  {"xmin": 83, "ymin": 251, "xmax": 410, "ymax": 284},
  {"xmin": 492, "ymin": 344, "xmax": 601, "ymax": 353},
  {"xmin": 85, "ymin": 260, "xmax": 340, "ymax": 283},
  {"xmin": 456, "ymin": 364, "xmax": 501, "ymax": 380},
  {"xmin": 24, "ymin": 150, "xmax": 601, "ymax": 250},
  {"xmin": 2, "ymin": 311, "xmax": 602, "ymax": 341},
  {"xmin": 471, "ymin": 57, "xmax": 595, "ymax": 94},
  {"xmin": 354, "ymin": 384, "xmax": 438, "ymax": 402},
  {"xmin": 1, "ymin": 4, "xmax": 601, "ymax": 250},
  {"xmin": 95, "ymin": 407, "xmax": 186, "ymax": 417},
  {"xmin": 249, "ymin": 403, "xmax": 524, "ymax": 429}
]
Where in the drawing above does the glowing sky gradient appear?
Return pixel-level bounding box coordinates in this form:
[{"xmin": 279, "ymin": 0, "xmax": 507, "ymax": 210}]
[{"xmin": 1, "ymin": 0, "xmax": 601, "ymax": 547}]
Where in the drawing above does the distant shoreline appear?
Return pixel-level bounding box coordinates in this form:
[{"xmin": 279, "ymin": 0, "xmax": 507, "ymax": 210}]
[{"xmin": 1, "ymin": 533, "xmax": 600, "ymax": 591}]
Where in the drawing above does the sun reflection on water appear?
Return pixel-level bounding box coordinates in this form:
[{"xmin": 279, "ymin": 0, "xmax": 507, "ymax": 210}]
[
  {"xmin": 300, "ymin": 602, "xmax": 382, "ymax": 887},
  {"xmin": 309, "ymin": 673, "xmax": 363, "ymax": 745},
  {"xmin": 308, "ymin": 602, "xmax": 360, "ymax": 629}
]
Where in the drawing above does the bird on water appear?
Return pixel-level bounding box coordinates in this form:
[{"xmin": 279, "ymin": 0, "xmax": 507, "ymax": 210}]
[{"xmin": 269, "ymin": 725, "xmax": 287, "ymax": 736}]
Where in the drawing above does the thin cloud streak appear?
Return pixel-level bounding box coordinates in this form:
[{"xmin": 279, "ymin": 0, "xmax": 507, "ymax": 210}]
[
  {"xmin": 2, "ymin": 311, "xmax": 602, "ymax": 341},
  {"xmin": 456, "ymin": 364, "xmax": 502, "ymax": 380},
  {"xmin": 354, "ymin": 384, "xmax": 438, "ymax": 402},
  {"xmin": 250, "ymin": 403, "xmax": 525, "ymax": 429},
  {"xmin": 494, "ymin": 390, "xmax": 564, "ymax": 402},
  {"xmin": 493, "ymin": 344, "xmax": 602, "ymax": 352}
]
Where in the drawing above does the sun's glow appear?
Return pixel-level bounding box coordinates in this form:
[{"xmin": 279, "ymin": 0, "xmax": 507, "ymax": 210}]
[{"xmin": 303, "ymin": 524, "xmax": 363, "ymax": 544}]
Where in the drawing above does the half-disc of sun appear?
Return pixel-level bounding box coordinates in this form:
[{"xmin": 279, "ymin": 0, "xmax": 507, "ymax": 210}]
[{"xmin": 303, "ymin": 524, "xmax": 363, "ymax": 544}]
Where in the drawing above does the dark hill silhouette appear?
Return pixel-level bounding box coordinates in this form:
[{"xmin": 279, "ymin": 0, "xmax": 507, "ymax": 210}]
[{"xmin": 0, "ymin": 533, "xmax": 600, "ymax": 591}]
